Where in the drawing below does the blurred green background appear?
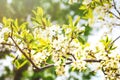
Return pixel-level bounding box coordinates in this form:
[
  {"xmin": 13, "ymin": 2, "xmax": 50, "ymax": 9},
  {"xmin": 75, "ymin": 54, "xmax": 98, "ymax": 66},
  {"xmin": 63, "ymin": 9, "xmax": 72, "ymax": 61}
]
[{"xmin": 0, "ymin": 0, "xmax": 83, "ymax": 24}]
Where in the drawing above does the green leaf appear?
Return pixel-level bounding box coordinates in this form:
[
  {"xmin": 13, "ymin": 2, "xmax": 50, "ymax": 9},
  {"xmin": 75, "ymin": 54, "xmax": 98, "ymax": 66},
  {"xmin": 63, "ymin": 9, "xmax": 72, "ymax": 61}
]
[
  {"xmin": 17, "ymin": 60, "xmax": 28, "ymax": 69},
  {"xmin": 2, "ymin": 17, "xmax": 13, "ymax": 27},
  {"xmin": 106, "ymin": 37, "xmax": 108, "ymax": 43},
  {"xmin": 111, "ymin": 46, "xmax": 117, "ymax": 50},
  {"xmin": 32, "ymin": 10, "xmax": 37, "ymax": 15},
  {"xmin": 83, "ymin": 9, "xmax": 93, "ymax": 19},
  {"xmin": 68, "ymin": 15, "xmax": 73, "ymax": 27},
  {"xmin": 88, "ymin": 9, "xmax": 93, "ymax": 18},
  {"xmin": 4, "ymin": 32, "xmax": 9, "ymax": 41},
  {"xmin": 77, "ymin": 36, "xmax": 85, "ymax": 44},
  {"xmin": 84, "ymin": 24, "xmax": 92, "ymax": 36},
  {"xmin": 37, "ymin": 7, "xmax": 44, "ymax": 17},
  {"xmin": 14, "ymin": 60, "xmax": 20, "ymax": 69},
  {"xmin": 79, "ymin": 5, "xmax": 87, "ymax": 10},
  {"xmin": 74, "ymin": 16, "xmax": 80, "ymax": 26},
  {"xmin": 9, "ymin": 54, "xmax": 16, "ymax": 58}
]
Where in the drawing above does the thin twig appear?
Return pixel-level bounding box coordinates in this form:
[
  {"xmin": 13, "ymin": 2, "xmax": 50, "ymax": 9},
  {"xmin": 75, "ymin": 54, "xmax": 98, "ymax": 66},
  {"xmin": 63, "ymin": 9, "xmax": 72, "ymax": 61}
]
[
  {"xmin": 34, "ymin": 61, "xmax": 73, "ymax": 72},
  {"xmin": 0, "ymin": 42, "xmax": 14, "ymax": 46},
  {"xmin": 13, "ymin": 55, "xmax": 19, "ymax": 63},
  {"xmin": 34, "ymin": 64, "xmax": 54, "ymax": 72},
  {"xmin": 113, "ymin": 0, "xmax": 120, "ymax": 16},
  {"xmin": 102, "ymin": 65, "xmax": 107, "ymax": 75},
  {"xmin": 112, "ymin": 23, "xmax": 120, "ymax": 26},
  {"xmin": 108, "ymin": 11, "xmax": 120, "ymax": 19},
  {"xmin": 62, "ymin": 56, "xmax": 73, "ymax": 61},
  {"xmin": 107, "ymin": 0, "xmax": 120, "ymax": 19},
  {"xmin": 67, "ymin": 53, "xmax": 76, "ymax": 61},
  {"xmin": 84, "ymin": 59, "xmax": 102, "ymax": 62},
  {"xmin": 10, "ymin": 22, "xmax": 13, "ymax": 37},
  {"xmin": 111, "ymin": 35, "xmax": 120, "ymax": 45},
  {"xmin": 116, "ymin": 74, "xmax": 120, "ymax": 76}
]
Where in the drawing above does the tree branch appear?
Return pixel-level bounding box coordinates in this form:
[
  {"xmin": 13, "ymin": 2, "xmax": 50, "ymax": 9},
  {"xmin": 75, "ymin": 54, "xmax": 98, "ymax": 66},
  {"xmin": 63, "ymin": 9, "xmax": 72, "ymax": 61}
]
[
  {"xmin": 9, "ymin": 22, "xmax": 40, "ymax": 70},
  {"xmin": 10, "ymin": 36, "xmax": 40, "ymax": 70},
  {"xmin": 34, "ymin": 59, "xmax": 102, "ymax": 72}
]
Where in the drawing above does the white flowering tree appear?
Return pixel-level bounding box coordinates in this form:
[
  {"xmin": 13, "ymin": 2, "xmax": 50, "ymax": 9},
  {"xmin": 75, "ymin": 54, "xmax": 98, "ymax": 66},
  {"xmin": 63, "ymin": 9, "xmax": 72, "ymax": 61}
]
[{"xmin": 0, "ymin": 0, "xmax": 120, "ymax": 79}]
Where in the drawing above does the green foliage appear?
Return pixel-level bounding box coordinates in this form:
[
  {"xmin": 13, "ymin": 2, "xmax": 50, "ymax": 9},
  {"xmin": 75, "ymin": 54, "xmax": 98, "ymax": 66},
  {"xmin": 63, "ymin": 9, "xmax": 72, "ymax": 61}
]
[
  {"xmin": 100, "ymin": 36, "xmax": 117, "ymax": 53},
  {"xmin": 79, "ymin": 0, "xmax": 111, "ymax": 19},
  {"xmin": 32, "ymin": 7, "xmax": 51, "ymax": 28},
  {"xmin": 0, "ymin": 0, "xmax": 83, "ymax": 24},
  {"xmin": 14, "ymin": 59, "xmax": 28, "ymax": 69}
]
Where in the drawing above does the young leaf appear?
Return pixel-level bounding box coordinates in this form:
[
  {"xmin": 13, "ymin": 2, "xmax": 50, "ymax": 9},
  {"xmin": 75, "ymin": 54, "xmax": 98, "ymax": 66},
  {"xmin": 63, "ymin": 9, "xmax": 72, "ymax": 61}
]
[
  {"xmin": 77, "ymin": 36, "xmax": 85, "ymax": 44},
  {"xmin": 74, "ymin": 16, "xmax": 80, "ymax": 26},
  {"xmin": 17, "ymin": 60, "xmax": 28, "ymax": 69},
  {"xmin": 37, "ymin": 7, "xmax": 44, "ymax": 17}
]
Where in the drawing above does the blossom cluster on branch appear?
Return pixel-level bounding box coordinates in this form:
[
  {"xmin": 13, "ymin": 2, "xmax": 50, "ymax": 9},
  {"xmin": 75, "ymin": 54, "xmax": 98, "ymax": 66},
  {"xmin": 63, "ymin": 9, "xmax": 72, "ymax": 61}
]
[{"xmin": 0, "ymin": 0, "xmax": 120, "ymax": 79}]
